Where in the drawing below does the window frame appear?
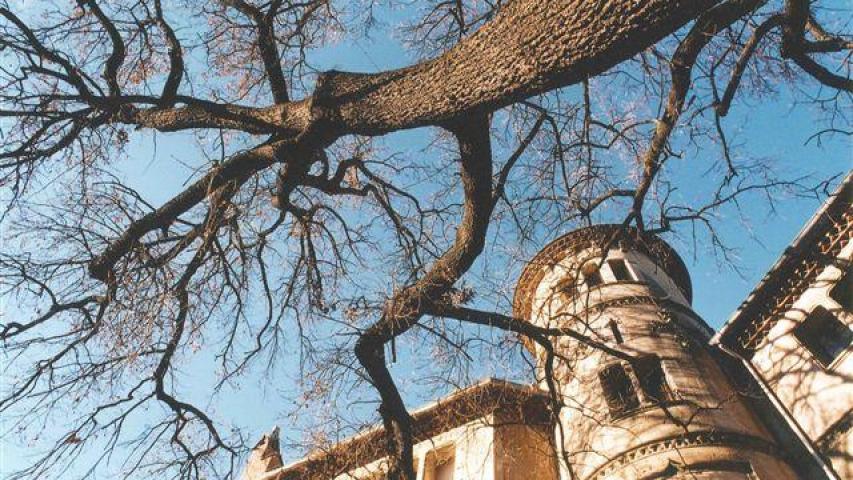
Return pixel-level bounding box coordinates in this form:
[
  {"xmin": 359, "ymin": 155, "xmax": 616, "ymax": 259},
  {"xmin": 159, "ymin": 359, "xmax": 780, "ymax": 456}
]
[
  {"xmin": 608, "ymin": 258, "xmax": 635, "ymax": 282},
  {"xmin": 599, "ymin": 362, "xmax": 641, "ymax": 418},
  {"xmin": 633, "ymin": 355, "xmax": 674, "ymax": 405},
  {"xmin": 599, "ymin": 355, "xmax": 677, "ymax": 420},
  {"xmin": 792, "ymin": 305, "xmax": 852, "ymax": 369},
  {"xmin": 423, "ymin": 444, "xmax": 455, "ymax": 480}
]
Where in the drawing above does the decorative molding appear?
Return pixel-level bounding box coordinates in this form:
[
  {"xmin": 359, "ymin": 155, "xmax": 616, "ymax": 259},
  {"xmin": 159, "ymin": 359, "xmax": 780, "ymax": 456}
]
[
  {"xmin": 513, "ymin": 225, "xmax": 693, "ymax": 321},
  {"xmin": 728, "ymin": 197, "xmax": 852, "ymax": 355},
  {"xmin": 273, "ymin": 379, "xmax": 552, "ymax": 480},
  {"xmin": 638, "ymin": 459, "xmax": 756, "ymax": 480},
  {"xmin": 586, "ymin": 431, "xmax": 782, "ymax": 480},
  {"xmin": 587, "ymin": 295, "xmax": 714, "ymax": 340}
]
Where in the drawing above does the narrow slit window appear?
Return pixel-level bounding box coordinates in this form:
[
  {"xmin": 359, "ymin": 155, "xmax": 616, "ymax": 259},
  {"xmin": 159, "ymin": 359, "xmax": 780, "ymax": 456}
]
[
  {"xmin": 608, "ymin": 259, "xmax": 633, "ymax": 281},
  {"xmin": 794, "ymin": 306, "xmax": 852, "ymax": 367},
  {"xmin": 608, "ymin": 320, "xmax": 624, "ymax": 344},
  {"xmin": 599, "ymin": 364, "xmax": 639, "ymax": 417},
  {"xmin": 634, "ymin": 356, "xmax": 672, "ymax": 404},
  {"xmin": 830, "ymin": 269, "xmax": 852, "ymax": 312}
]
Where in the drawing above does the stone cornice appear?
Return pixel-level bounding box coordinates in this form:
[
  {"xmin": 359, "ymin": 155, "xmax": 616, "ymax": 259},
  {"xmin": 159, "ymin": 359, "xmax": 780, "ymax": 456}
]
[
  {"xmin": 586, "ymin": 430, "xmax": 782, "ymax": 480},
  {"xmin": 272, "ymin": 379, "xmax": 551, "ymax": 480},
  {"xmin": 513, "ymin": 225, "xmax": 693, "ymax": 322},
  {"xmin": 716, "ymin": 174, "xmax": 853, "ymax": 356}
]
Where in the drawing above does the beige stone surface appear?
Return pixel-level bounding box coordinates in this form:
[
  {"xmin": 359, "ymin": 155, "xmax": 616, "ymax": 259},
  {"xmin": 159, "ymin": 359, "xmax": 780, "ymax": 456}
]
[
  {"xmin": 241, "ymin": 427, "xmax": 283, "ymax": 480},
  {"xmin": 519, "ymin": 228, "xmax": 799, "ymax": 479}
]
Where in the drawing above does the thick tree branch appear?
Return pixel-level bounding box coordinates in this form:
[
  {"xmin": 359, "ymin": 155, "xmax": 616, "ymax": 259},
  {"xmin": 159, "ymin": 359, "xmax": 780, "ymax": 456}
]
[
  {"xmin": 716, "ymin": 15, "xmax": 785, "ymax": 117},
  {"xmin": 153, "ymin": 0, "xmax": 184, "ymax": 105},
  {"xmin": 42, "ymin": 0, "xmax": 722, "ymax": 138},
  {"xmin": 221, "ymin": 0, "xmax": 289, "ymax": 102},
  {"xmin": 77, "ymin": 0, "xmax": 126, "ymax": 97},
  {"xmin": 355, "ymin": 114, "xmax": 493, "ymax": 480},
  {"xmin": 782, "ymin": 0, "xmax": 853, "ymax": 92}
]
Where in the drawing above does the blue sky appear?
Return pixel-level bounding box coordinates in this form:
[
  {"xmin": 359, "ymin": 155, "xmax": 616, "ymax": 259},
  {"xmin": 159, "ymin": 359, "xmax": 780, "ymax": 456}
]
[{"xmin": 1, "ymin": 2, "xmax": 851, "ymax": 478}]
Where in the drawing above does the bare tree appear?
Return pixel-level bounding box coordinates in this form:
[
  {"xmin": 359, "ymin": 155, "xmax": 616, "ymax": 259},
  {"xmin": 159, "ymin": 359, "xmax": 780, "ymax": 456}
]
[{"xmin": 0, "ymin": 0, "xmax": 848, "ymax": 479}]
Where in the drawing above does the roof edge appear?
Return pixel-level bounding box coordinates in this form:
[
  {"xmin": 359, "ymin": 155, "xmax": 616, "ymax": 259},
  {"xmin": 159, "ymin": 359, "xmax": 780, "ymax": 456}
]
[
  {"xmin": 713, "ymin": 171, "xmax": 853, "ymax": 348},
  {"xmin": 513, "ymin": 224, "xmax": 693, "ymax": 320}
]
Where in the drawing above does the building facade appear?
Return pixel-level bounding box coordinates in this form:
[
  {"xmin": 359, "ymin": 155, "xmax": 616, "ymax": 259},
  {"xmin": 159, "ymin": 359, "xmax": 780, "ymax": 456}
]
[
  {"xmin": 714, "ymin": 174, "xmax": 853, "ymax": 479},
  {"xmin": 243, "ymin": 175, "xmax": 852, "ymax": 480},
  {"xmin": 512, "ymin": 225, "xmax": 799, "ymax": 479}
]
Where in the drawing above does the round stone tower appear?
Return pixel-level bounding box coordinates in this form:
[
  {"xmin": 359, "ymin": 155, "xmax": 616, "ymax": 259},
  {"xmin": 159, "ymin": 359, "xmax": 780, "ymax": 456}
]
[{"xmin": 513, "ymin": 225, "xmax": 798, "ymax": 480}]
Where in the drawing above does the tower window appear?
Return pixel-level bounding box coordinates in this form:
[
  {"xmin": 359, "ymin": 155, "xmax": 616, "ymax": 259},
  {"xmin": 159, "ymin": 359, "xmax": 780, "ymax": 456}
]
[
  {"xmin": 633, "ymin": 356, "xmax": 672, "ymax": 403},
  {"xmin": 608, "ymin": 259, "xmax": 633, "ymax": 281},
  {"xmin": 794, "ymin": 306, "xmax": 852, "ymax": 368},
  {"xmin": 599, "ymin": 364, "xmax": 639, "ymax": 417},
  {"xmin": 830, "ymin": 269, "xmax": 852, "ymax": 312}
]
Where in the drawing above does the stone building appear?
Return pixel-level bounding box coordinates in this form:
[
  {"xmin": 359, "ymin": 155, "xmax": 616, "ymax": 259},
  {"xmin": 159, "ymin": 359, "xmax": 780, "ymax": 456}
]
[
  {"xmin": 243, "ymin": 174, "xmax": 851, "ymax": 480},
  {"xmin": 713, "ymin": 173, "xmax": 853, "ymax": 478}
]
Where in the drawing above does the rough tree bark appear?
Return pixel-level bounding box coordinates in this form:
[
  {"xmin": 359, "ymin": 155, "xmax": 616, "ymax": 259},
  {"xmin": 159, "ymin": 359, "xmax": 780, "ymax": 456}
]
[{"xmin": 2, "ymin": 0, "xmax": 848, "ymax": 478}]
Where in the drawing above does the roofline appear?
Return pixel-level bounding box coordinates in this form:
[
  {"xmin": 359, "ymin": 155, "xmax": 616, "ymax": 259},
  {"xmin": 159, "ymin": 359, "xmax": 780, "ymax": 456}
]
[
  {"xmin": 271, "ymin": 378, "xmax": 550, "ymax": 478},
  {"xmin": 712, "ymin": 171, "xmax": 853, "ymax": 346},
  {"xmin": 513, "ymin": 224, "xmax": 693, "ymax": 321}
]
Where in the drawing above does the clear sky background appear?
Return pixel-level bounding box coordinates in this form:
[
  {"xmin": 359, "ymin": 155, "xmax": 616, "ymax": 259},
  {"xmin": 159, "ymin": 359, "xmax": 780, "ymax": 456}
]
[{"xmin": 1, "ymin": 2, "xmax": 851, "ymax": 478}]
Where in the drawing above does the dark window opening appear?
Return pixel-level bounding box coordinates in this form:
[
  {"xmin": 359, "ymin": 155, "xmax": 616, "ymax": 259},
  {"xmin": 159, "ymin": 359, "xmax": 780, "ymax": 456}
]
[
  {"xmin": 830, "ymin": 269, "xmax": 852, "ymax": 312},
  {"xmin": 634, "ymin": 356, "xmax": 672, "ymax": 403},
  {"xmin": 608, "ymin": 259, "xmax": 633, "ymax": 281},
  {"xmin": 599, "ymin": 364, "xmax": 639, "ymax": 417},
  {"xmin": 609, "ymin": 320, "xmax": 624, "ymax": 344},
  {"xmin": 794, "ymin": 306, "xmax": 852, "ymax": 367}
]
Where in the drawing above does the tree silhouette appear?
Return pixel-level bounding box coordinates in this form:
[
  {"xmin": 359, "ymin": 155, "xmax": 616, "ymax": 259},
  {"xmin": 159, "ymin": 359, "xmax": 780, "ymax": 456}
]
[{"xmin": 0, "ymin": 1, "xmax": 848, "ymax": 478}]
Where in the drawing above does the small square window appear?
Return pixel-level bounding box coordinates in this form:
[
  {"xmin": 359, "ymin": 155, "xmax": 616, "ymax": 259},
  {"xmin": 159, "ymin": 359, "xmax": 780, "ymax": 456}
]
[
  {"xmin": 599, "ymin": 364, "xmax": 639, "ymax": 417},
  {"xmin": 608, "ymin": 259, "xmax": 633, "ymax": 281},
  {"xmin": 830, "ymin": 269, "xmax": 852, "ymax": 312},
  {"xmin": 793, "ymin": 306, "xmax": 852, "ymax": 367}
]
